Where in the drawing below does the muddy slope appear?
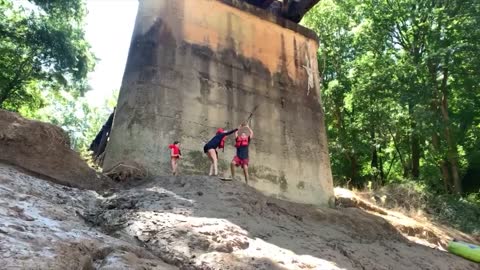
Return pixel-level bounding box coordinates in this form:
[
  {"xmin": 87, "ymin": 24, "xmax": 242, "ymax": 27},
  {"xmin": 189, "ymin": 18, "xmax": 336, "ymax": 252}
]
[
  {"xmin": 90, "ymin": 176, "xmax": 478, "ymax": 270},
  {"xmin": 1, "ymin": 163, "xmax": 478, "ymax": 269}
]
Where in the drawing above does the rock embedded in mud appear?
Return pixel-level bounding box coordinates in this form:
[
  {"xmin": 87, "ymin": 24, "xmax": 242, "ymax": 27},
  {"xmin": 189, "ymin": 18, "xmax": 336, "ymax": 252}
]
[{"xmin": 213, "ymin": 243, "xmax": 234, "ymax": 253}]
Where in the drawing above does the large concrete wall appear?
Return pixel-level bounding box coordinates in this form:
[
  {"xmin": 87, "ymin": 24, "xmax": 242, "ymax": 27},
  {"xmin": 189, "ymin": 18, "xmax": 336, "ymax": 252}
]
[{"xmin": 103, "ymin": 0, "xmax": 334, "ymax": 206}]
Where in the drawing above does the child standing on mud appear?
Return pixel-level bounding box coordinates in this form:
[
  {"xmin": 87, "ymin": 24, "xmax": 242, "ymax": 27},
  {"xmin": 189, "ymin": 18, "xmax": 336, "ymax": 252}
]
[
  {"xmin": 203, "ymin": 127, "xmax": 238, "ymax": 176},
  {"xmin": 169, "ymin": 141, "xmax": 181, "ymax": 176},
  {"xmin": 231, "ymin": 124, "xmax": 253, "ymax": 184}
]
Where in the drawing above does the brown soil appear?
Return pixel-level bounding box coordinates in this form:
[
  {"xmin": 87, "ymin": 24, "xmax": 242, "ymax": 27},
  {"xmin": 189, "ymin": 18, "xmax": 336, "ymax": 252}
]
[
  {"xmin": 82, "ymin": 177, "xmax": 479, "ymax": 269},
  {"xmin": 334, "ymin": 188, "xmax": 479, "ymax": 250},
  {"xmin": 0, "ymin": 109, "xmax": 113, "ymax": 191},
  {"xmin": 1, "ymin": 162, "xmax": 479, "ymax": 269}
]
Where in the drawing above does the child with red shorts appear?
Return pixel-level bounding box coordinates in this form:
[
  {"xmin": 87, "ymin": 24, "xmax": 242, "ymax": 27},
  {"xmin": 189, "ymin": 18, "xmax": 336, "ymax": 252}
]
[
  {"xmin": 169, "ymin": 141, "xmax": 181, "ymax": 176},
  {"xmin": 231, "ymin": 124, "xmax": 253, "ymax": 183}
]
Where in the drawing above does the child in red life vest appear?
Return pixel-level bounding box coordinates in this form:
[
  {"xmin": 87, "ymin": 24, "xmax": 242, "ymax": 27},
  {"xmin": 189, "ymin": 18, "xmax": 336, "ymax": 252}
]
[
  {"xmin": 231, "ymin": 124, "xmax": 253, "ymax": 183},
  {"xmin": 169, "ymin": 141, "xmax": 181, "ymax": 176}
]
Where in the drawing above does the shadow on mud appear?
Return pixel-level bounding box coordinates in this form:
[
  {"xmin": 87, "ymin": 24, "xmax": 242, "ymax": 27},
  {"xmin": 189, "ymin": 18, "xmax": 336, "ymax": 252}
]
[{"xmin": 83, "ymin": 176, "xmax": 478, "ymax": 270}]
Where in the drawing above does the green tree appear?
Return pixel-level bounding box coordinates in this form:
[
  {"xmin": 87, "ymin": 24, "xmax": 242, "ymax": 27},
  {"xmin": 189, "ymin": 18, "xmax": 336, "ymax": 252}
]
[
  {"xmin": 0, "ymin": 0, "xmax": 94, "ymax": 111},
  {"xmin": 303, "ymin": 0, "xmax": 480, "ymax": 193},
  {"xmin": 31, "ymin": 90, "xmax": 118, "ymax": 153},
  {"xmin": 303, "ymin": 0, "xmax": 361, "ymax": 185}
]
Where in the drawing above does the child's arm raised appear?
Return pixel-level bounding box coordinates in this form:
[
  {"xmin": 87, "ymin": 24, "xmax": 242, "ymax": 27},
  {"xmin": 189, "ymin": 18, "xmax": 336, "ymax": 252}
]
[{"xmin": 246, "ymin": 125, "xmax": 254, "ymax": 139}]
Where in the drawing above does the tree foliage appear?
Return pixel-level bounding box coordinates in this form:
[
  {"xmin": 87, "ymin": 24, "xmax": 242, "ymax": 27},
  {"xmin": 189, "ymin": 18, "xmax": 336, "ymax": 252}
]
[
  {"xmin": 0, "ymin": 0, "xmax": 94, "ymax": 111},
  {"xmin": 28, "ymin": 89, "xmax": 118, "ymax": 153},
  {"xmin": 0, "ymin": 0, "xmax": 110, "ymax": 156},
  {"xmin": 303, "ymin": 0, "xmax": 480, "ymax": 194}
]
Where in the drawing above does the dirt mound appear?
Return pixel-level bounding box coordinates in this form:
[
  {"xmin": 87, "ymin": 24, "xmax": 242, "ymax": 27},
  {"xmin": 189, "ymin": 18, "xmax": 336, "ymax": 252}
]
[
  {"xmin": 104, "ymin": 161, "xmax": 148, "ymax": 182},
  {"xmin": 334, "ymin": 187, "xmax": 479, "ymax": 250},
  {"xmin": 1, "ymin": 159, "xmax": 478, "ymax": 269},
  {"xmin": 0, "ymin": 164, "xmax": 176, "ymax": 270},
  {"xmin": 0, "ymin": 109, "xmax": 111, "ymax": 191},
  {"xmin": 83, "ymin": 177, "xmax": 478, "ymax": 270}
]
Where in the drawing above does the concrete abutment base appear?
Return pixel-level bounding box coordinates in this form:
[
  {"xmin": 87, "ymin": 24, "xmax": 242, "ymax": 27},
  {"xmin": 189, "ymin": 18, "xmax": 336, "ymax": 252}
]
[{"xmin": 103, "ymin": 0, "xmax": 334, "ymax": 206}]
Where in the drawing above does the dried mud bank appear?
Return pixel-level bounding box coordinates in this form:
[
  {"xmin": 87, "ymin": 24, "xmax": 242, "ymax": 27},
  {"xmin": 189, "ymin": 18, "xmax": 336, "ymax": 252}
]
[{"xmin": 1, "ymin": 164, "xmax": 478, "ymax": 270}]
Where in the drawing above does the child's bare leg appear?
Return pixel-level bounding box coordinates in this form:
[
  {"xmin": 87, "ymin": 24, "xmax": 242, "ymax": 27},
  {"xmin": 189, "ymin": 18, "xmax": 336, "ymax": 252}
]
[
  {"xmin": 213, "ymin": 151, "xmax": 219, "ymax": 176},
  {"xmin": 213, "ymin": 158, "xmax": 218, "ymax": 176},
  {"xmin": 209, "ymin": 164, "xmax": 214, "ymax": 176},
  {"xmin": 171, "ymin": 159, "xmax": 176, "ymax": 175},
  {"xmin": 207, "ymin": 149, "xmax": 218, "ymax": 176},
  {"xmin": 207, "ymin": 152, "xmax": 214, "ymax": 176},
  {"xmin": 243, "ymin": 165, "xmax": 249, "ymax": 184},
  {"xmin": 230, "ymin": 161, "xmax": 236, "ymax": 179},
  {"xmin": 206, "ymin": 151, "xmax": 213, "ymax": 175}
]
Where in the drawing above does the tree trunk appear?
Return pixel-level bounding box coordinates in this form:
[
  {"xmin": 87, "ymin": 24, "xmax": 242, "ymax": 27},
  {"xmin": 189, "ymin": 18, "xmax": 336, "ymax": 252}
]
[
  {"xmin": 411, "ymin": 132, "xmax": 421, "ymax": 178},
  {"xmin": 441, "ymin": 161, "xmax": 453, "ymax": 192},
  {"xmin": 387, "ymin": 127, "xmax": 408, "ymax": 177},
  {"xmin": 371, "ymin": 129, "xmax": 378, "ymax": 175},
  {"xmin": 332, "ymin": 103, "xmax": 360, "ymax": 185},
  {"xmin": 439, "ymin": 61, "xmax": 462, "ymax": 194},
  {"xmin": 379, "ymin": 145, "xmax": 385, "ymax": 182},
  {"xmin": 385, "ymin": 153, "xmax": 397, "ymax": 180},
  {"xmin": 350, "ymin": 155, "xmax": 359, "ymax": 186},
  {"xmin": 409, "ymin": 103, "xmax": 421, "ymax": 179},
  {"xmin": 428, "ymin": 61, "xmax": 454, "ymax": 192},
  {"xmin": 432, "ymin": 131, "xmax": 452, "ymax": 192}
]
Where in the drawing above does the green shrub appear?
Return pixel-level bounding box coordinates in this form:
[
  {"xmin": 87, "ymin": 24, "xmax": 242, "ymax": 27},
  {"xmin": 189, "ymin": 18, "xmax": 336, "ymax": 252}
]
[
  {"xmin": 368, "ymin": 180, "xmax": 480, "ymax": 236},
  {"xmin": 428, "ymin": 193, "xmax": 480, "ymax": 235}
]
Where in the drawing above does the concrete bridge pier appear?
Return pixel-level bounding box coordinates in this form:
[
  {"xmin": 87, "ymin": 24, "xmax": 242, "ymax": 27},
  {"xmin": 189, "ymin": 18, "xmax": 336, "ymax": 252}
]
[{"xmin": 103, "ymin": 0, "xmax": 334, "ymax": 206}]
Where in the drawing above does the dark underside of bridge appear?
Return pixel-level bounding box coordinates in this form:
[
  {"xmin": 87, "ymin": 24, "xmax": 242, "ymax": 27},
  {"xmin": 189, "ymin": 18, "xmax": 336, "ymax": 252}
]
[{"xmin": 243, "ymin": 0, "xmax": 320, "ymax": 23}]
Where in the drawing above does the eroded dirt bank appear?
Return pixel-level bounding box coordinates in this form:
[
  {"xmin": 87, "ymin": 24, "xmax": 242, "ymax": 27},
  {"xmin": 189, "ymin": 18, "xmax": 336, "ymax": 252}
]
[{"xmin": 1, "ymin": 163, "xmax": 478, "ymax": 270}]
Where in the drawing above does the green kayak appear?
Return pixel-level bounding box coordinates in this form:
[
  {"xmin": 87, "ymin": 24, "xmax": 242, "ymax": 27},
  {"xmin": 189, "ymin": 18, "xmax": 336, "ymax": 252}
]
[{"xmin": 447, "ymin": 241, "xmax": 480, "ymax": 263}]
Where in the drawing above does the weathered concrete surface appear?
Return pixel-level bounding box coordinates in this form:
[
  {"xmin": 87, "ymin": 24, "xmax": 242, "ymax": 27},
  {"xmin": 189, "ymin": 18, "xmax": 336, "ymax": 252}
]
[{"xmin": 103, "ymin": 0, "xmax": 334, "ymax": 206}]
